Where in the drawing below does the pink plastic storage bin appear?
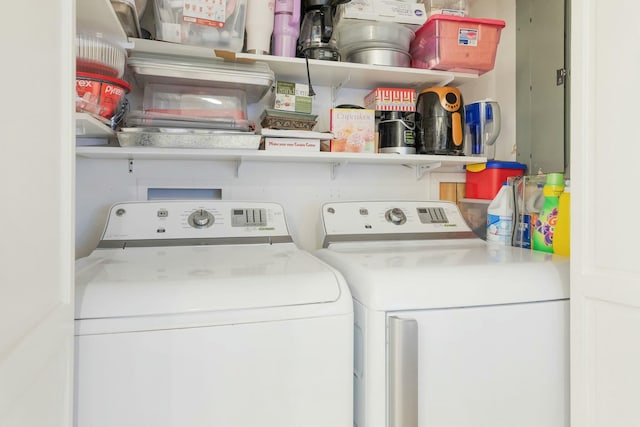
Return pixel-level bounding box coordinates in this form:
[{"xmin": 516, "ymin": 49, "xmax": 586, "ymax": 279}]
[{"xmin": 410, "ymin": 14, "xmax": 505, "ymax": 75}]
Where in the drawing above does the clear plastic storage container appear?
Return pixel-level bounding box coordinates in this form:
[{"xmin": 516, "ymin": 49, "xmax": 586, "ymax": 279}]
[
  {"xmin": 153, "ymin": 0, "xmax": 247, "ymax": 51},
  {"xmin": 410, "ymin": 14, "xmax": 506, "ymax": 75},
  {"xmin": 425, "ymin": 0, "xmax": 469, "ymax": 16},
  {"xmin": 76, "ymin": 33, "xmax": 127, "ymax": 79},
  {"xmin": 143, "ymin": 83, "xmax": 247, "ymax": 122},
  {"xmin": 127, "ymin": 52, "xmax": 274, "ymax": 103},
  {"xmin": 76, "ymin": 72, "xmax": 131, "ymax": 120},
  {"xmin": 458, "ymin": 198, "xmax": 490, "ymax": 239}
]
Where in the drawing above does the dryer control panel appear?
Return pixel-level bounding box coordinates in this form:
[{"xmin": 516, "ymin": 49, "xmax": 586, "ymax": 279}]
[
  {"xmin": 99, "ymin": 201, "xmax": 291, "ymax": 244},
  {"xmin": 321, "ymin": 201, "xmax": 475, "ymax": 246}
]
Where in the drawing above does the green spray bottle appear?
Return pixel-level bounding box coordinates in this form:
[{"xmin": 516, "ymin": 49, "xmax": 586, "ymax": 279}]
[{"xmin": 532, "ymin": 173, "xmax": 565, "ymax": 253}]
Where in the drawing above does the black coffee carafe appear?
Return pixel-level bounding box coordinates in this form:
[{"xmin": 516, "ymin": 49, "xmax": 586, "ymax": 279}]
[{"xmin": 299, "ymin": 0, "xmax": 350, "ymax": 61}]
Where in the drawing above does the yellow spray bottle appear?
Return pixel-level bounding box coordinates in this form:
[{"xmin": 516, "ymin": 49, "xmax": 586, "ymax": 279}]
[{"xmin": 552, "ymin": 180, "xmax": 571, "ymax": 256}]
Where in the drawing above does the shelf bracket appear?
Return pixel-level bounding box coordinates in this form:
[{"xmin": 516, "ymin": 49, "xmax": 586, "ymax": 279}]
[
  {"xmin": 436, "ymin": 74, "xmax": 456, "ymax": 87},
  {"xmin": 235, "ymin": 158, "xmax": 244, "ymax": 178},
  {"xmin": 414, "ymin": 162, "xmax": 441, "ymax": 180},
  {"xmin": 332, "ymin": 73, "xmax": 352, "ymax": 104},
  {"xmin": 331, "ymin": 161, "xmax": 348, "ymax": 180},
  {"xmin": 128, "ymin": 159, "xmax": 134, "ymax": 173}
]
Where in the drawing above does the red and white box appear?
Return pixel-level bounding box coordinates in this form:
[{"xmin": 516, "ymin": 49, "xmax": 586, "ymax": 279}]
[
  {"xmin": 364, "ymin": 87, "xmax": 416, "ymax": 111},
  {"xmin": 329, "ymin": 108, "xmax": 376, "ymax": 153}
]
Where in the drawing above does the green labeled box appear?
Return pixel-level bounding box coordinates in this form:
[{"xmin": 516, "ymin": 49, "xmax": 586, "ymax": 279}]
[{"xmin": 274, "ymin": 81, "xmax": 313, "ymax": 114}]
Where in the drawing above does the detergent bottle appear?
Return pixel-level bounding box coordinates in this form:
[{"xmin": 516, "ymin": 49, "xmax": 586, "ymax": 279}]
[
  {"xmin": 486, "ymin": 182, "xmax": 514, "ymax": 245},
  {"xmin": 532, "ymin": 173, "xmax": 565, "ymax": 253},
  {"xmin": 552, "ymin": 180, "xmax": 571, "ymax": 256}
]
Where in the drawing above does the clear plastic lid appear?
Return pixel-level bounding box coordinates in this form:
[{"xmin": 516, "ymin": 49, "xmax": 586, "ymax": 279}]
[
  {"xmin": 76, "ymin": 33, "xmax": 127, "ymax": 79},
  {"xmin": 124, "ymin": 110, "xmax": 250, "ymax": 131},
  {"xmin": 127, "ymin": 52, "xmax": 275, "ymax": 103}
]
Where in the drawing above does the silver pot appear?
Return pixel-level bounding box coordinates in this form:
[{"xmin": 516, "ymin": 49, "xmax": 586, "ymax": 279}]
[{"xmin": 346, "ymin": 48, "xmax": 411, "ymax": 67}]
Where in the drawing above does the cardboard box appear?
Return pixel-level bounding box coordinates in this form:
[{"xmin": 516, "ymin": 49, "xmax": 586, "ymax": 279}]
[
  {"xmin": 335, "ymin": 0, "xmax": 427, "ymax": 28},
  {"xmin": 364, "ymin": 87, "xmax": 416, "ymax": 111},
  {"xmin": 329, "ymin": 108, "xmax": 376, "ymax": 153},
  {"xmin": 274, "ymin": 81, "xmax": 313, "ymax": 114}
]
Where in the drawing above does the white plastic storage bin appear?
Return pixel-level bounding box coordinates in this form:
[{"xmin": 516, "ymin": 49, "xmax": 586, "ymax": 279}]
[
  {"xmin": 153, "ymin": 0, "xmax": 247, "ymax": 51},
  {"xmin": 143, "ymin": 83, "xmax": 248, "ymax": 122}
]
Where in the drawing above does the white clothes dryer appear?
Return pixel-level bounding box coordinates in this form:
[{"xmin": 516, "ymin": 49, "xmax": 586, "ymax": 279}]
[
  {"xmin": 74, "ymin": 201, "xmax": 353, "ymax": 427},
  {"xmin": 314, "ymin": 200, "xmax": 569, "ymax": 427}
]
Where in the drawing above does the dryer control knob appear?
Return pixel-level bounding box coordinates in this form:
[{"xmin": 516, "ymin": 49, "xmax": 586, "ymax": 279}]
[
  {"xmin": 385, "ymin": 208, "xmax": 407, "ymax": 225},
  {"xmin": 188, "ymin": 209, "xmax": 214, "ymax": 228}
]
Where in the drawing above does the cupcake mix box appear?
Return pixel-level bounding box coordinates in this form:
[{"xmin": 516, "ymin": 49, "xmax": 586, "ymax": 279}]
[{"xmin": 329, "ymin": 108, "xmax": 376, "ymax": 153}]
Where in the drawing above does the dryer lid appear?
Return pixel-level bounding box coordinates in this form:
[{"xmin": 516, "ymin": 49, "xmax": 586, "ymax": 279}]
[{"xmin": 75, "ymin": 244, "xmax": 343, "ymax": 320}]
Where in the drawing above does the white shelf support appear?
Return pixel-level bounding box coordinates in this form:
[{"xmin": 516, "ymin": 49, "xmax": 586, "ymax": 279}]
[
  {"xmin": 128, "ymin": 159, "xmax": 134, "ymax": 173},
  {"xmin": 331, "ymin": 161, "xmax": 348, "ymax": 180},
  {"xmin": 329, "ymin": 71, "xmax": 352, "ymax": 105},
  {"xmin": 335, "ymin": 72, "xmax": 352, "ymax": 95},
  {"xmin": 435, "ymin": 75, "xmax": 456, "ymax": 87},
  {"xmin": 235, "ymin": 158, "xmax": 244, "ymax": 178},
  {"xmin": 414, "ymin": 162, "xmax": 442, "ymax": 180}
]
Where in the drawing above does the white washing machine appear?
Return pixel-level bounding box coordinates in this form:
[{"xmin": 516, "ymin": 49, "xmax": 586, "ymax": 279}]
[
  {"xmin": 314, "ymin": 200, "xmax": 569, "ymax": 427},
  {"xmin": 74, "ymin": 201, "xmax": 353, "ymax": 427}
]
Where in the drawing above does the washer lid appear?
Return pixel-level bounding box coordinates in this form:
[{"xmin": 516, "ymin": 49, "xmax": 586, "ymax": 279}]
[
  {"xmin": 315, "ymin": 239, "xmax": 569, "ymax": 310},
  {"xmin": 75, "ymin": 244, "xmax": 342, "ymax": 320}
]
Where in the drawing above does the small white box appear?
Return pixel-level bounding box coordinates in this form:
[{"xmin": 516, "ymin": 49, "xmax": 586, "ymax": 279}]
[
  {"xmin": 335, "ymin": 0, "xmax": 427, "ymax": 28},
  {"xmin": 263, "ymin": 138, "xmax": 321, "ymax": 152}
]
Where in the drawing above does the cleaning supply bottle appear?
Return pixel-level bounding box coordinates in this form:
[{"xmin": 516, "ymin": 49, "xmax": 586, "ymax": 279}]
[
  {"xmin": 532, "ymin": 173, "xmax": 565, "ymax": 253},
  {"xmin": 514, "ymin": 179, "xmax": 544, "ymax": 249},
  {"xmin": 552, "ymin": 180, "xmax": 571, "ymax": 256},
  {"xmin": 486, "ymin": 182, "xmax": 514, "ymax": 245}
]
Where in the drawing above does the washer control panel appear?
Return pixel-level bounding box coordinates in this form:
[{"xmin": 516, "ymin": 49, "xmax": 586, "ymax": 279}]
[
  {"xmin": 322, "ymin": 201, "xmax": 472, "ymax": 237},
  {"xmin": 101, "ymin": 201, "xmax": 289, "ymax": 241}
]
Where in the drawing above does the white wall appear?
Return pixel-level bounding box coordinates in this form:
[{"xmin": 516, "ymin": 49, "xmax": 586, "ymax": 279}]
[
  {"xmin": 76, "ymin": 158, "xmax": 444, "ymax": 256},
  {"xmin": 462, "ymin": 0, "xmax": 517, "ymax": 161}
]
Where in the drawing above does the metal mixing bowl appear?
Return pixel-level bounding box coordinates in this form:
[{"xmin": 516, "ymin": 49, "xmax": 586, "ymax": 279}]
[
  {"xmin": 345, "ymin": 48, "xmax": 411, "ymax": 67},
  {"xmin": 335, "ymin": 21, "xmax": 415, "ymax": 53}
]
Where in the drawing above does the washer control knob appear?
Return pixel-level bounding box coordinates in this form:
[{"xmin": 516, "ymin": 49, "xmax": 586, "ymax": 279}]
[
  {"xmin": 188, "ymin": 209, "xmax": 214, "ymax": 228},
  {"xmin": 385, "ymin": 208, "xmax": 407, "ymax": 225}
]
